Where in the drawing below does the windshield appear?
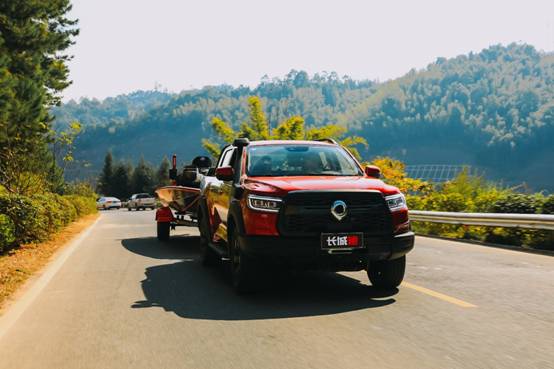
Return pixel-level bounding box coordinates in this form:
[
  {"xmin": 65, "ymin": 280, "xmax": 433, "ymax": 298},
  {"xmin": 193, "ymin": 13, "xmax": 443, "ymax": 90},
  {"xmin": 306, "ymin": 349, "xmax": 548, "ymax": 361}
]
[{"xmin": 247, "ymin": 144, "xmax": 362, "ymax": 177}]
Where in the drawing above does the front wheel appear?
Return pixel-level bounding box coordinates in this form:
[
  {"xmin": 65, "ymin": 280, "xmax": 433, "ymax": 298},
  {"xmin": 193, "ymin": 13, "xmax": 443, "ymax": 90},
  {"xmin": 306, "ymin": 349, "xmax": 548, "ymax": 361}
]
[
  {"xmin": 157, "ymin": 222, "xmax": 170, "ymax": 241},
  {"xmin": 367, "ymin": 256, "xmax": 406, "ymax": 289},
  {"xmin": 229, "ymin": 227, "xmax": 258, "ymax": 294}
]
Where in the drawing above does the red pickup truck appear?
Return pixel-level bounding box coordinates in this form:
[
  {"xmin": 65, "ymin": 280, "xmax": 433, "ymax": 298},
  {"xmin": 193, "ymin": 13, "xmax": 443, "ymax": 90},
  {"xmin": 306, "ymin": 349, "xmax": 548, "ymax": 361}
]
[{"xmin": 197, "ymin": 138, "xmax": 414, "ymax": 293}]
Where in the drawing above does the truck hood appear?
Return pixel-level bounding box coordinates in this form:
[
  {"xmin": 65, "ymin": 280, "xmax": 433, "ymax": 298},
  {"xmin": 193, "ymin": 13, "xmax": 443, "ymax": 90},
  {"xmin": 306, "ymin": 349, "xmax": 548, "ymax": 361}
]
[{"xmin": 245, "ymin": 176, "xmax": 399, "ymax": 196}]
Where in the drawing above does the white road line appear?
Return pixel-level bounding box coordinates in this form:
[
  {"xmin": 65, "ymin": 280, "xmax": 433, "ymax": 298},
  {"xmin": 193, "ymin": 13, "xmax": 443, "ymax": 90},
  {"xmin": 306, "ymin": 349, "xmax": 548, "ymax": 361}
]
[{"xmin": 0, "ymin": 216, "xmax": 102, "ymax": 340}]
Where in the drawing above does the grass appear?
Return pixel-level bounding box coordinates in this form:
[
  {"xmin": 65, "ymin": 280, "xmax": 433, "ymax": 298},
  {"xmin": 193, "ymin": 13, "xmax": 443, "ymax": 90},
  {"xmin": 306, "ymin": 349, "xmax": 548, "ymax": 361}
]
[{"xmin": 0, "ymin": 213, "xmax": 99, "ymax": 312}]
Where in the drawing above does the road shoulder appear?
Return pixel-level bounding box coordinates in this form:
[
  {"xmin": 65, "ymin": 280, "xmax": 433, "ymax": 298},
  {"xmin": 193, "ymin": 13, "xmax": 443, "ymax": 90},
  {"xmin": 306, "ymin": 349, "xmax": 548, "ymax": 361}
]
[{"xmin": 0, "ymin": 213, "xmax": 100, "ymax": 315}]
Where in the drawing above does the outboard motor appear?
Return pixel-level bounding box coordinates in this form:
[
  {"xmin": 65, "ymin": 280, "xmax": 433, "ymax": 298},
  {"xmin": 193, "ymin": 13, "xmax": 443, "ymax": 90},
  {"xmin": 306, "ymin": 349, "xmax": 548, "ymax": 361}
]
[
  {"xmin": 178, "ymin": 156, "xmax": 213, "ymax": 188},
  {"xmin": 192, "ymin": 156, "xmax": 212, "ymax": 175}
]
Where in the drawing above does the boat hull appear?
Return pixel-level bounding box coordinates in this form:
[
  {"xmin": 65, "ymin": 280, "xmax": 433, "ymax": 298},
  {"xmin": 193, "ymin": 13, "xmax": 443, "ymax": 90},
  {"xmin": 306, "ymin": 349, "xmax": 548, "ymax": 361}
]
[{"xmin": 155, "ymin": 186, "xmax": 201, "ymax": 214}]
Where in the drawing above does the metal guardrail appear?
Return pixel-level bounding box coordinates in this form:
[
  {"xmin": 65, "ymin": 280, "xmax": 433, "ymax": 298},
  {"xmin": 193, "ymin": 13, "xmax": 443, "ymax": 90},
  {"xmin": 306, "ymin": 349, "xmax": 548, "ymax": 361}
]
[{"xmin": 410, "ymin": 211, "xmax": 554, "ymax": 231}]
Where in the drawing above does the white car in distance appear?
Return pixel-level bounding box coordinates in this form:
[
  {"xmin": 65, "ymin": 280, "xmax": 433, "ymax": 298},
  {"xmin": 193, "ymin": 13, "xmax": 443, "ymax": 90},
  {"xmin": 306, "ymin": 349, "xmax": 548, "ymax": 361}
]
[
  {"xmin": 127, "ymin": 193, "xmax": 156, "ymax": 211},
  {"xmin": 96, "ymin": 197, "xmax": 122, "ymax": 210}
]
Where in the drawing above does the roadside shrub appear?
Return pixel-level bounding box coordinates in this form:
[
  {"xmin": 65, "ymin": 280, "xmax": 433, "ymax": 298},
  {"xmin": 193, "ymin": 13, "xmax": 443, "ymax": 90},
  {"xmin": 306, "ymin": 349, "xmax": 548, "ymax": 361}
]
[
  {"xmin": 0, "ymin": 214, "xmax": 16, "ymax": 253},
  {"xmin": 542, "ymin": 195, "xmax": 554, "ymax": 214},
  {"xmin": 423, "ymin": 192, "xmax": 468, "ymax": 212},
  {"xmin": 490, "ymin": 193, "xmax": 542, "ymax": 214},
  {"xmin": 486, "ymin": 194, "xmax": 543, "ymax": 246},
  {"xmin": 55, "ymin": 195, "xmax": 78, "ymax": 225},
  {"xmin": 473, "ymin": 189, "xmax": 508, "ymax": 213},
  {"xmin": 526, "ymin": 231, "xmax": 554, "ymax": 250},
  {"xmin": 0, "ymin": 193, "xmax": 41, "ymax": 247},
  {"xmin": 407, "ymin": 170, "xmax": 551, "ymax": 249},
  {"xmin": 30, "ymin": 194, "xmax": 65, "ymax": 241},
  {"xmin": 65, "ymin": 182, "xmax": 97, "ymax": 198},
  {"xmin": 0, "ymin": 192, "xmax": 97, "ymax": 251},
  {"xmin": 64, "ymin": 195, "xmax": 97, "ymax": 217},
  {"xmin": 406, "ymin": 195, "xmax": 424, "ymax": 210},
  {"xmin": 527, "ymin": 195, "xmax": 554, "ymax": 250}
]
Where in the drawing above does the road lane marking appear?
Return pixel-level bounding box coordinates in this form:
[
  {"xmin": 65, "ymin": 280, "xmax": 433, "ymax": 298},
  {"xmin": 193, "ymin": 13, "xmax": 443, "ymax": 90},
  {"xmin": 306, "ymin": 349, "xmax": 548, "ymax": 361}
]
[
  {"xmin": 0, "ymin": 216, "xmax": 101, "ymax": 340},
  {"xmin": 402, "ymin": 281, "xmax": 477, "ymax": 308}
]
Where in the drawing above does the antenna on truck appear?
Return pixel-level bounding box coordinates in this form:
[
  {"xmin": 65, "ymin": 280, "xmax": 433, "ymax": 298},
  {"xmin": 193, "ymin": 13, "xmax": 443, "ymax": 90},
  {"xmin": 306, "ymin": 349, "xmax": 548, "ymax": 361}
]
[{"xmin": 169, "ymin": 154, "xmax": 177, "ymax": 182}]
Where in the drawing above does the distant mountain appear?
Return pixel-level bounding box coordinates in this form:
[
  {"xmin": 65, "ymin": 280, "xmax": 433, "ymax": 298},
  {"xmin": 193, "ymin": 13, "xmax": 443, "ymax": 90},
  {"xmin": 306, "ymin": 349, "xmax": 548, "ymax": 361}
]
[
  {"xmin": 344, "ymin": 44, "xmax": 554, "ymax": 190},
  {"xmin": 55, "ymin": 44, "xmax": 554, "ymax": 191},
  {"xmin": 61, "ymin": 72, "xmax": 377, "ymax": 180},
  {"xmin": 51, "ymin": 90, "xmax": 174, "ymax": 130}
]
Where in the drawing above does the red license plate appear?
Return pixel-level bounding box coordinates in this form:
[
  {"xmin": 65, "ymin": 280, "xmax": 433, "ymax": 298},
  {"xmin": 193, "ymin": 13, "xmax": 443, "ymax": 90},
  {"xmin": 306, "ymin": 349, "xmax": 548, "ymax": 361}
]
[{"xmin": 321, "ymin": 233, "xmax": 363, "ymax": 249}]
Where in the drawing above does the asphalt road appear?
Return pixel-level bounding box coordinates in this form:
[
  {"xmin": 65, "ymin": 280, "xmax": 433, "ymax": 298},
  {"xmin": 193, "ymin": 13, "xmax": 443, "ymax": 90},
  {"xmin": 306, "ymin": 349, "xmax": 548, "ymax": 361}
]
[{"xmin": 0, "ymin": 210, "xmax": 553, "ymax": 369}]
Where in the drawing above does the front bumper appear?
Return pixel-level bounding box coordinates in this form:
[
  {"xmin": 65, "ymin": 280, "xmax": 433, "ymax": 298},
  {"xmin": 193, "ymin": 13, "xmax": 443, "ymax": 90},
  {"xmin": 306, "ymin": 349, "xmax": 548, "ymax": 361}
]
[{"xmin": 237, "ymin": 231, "xmax": 414, "ymax": 271}]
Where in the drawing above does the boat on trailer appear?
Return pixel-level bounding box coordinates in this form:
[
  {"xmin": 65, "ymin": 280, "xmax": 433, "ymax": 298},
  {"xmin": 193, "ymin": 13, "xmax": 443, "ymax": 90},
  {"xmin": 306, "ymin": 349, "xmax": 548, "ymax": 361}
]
[{"xmin": 154, "ymin": 155, "xmax": 213, "ymax": 239}]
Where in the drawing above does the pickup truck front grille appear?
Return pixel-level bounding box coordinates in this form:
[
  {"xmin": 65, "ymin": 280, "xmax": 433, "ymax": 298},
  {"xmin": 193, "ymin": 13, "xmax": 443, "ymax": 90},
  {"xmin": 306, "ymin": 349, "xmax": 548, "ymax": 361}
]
[{"xmin": 278, "ymin": 191, "xmax": 393, "ymax": 237}]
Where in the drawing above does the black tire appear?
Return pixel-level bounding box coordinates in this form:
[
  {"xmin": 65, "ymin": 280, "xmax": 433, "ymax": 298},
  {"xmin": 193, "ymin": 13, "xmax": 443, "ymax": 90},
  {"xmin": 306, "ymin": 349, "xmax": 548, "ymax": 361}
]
[
  {"xmin": 198, "ymin": 204, "xmax": 219, "ymax": 267},
  {"xmin": 367, "ymin": 256, "xmax": 406, "ymax": 289},
  {"xmin": 157, "ymin": 222, "xmax": 170, "ymax": 241},
  {"xmin": 229, "ymin": 224, "xmax": 259, "ymax": 294},
  {"xmin": 128, "ymin": 207, "xmax": 131, "ymax": 211}
]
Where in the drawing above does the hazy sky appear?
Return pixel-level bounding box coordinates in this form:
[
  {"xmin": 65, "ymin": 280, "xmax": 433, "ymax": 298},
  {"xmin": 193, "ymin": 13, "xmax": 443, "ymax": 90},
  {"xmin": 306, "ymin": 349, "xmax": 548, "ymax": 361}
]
[{"xmin": 64, "ymin": 0, "xmax": 554, "ymax": 101}]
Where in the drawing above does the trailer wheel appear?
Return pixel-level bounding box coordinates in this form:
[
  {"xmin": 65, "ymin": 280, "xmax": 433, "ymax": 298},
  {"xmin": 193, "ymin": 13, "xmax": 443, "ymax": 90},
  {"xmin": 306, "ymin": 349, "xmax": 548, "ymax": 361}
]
[{"xmin": 157, "ymin": 222, "xmax": 170, "ymax": 241}]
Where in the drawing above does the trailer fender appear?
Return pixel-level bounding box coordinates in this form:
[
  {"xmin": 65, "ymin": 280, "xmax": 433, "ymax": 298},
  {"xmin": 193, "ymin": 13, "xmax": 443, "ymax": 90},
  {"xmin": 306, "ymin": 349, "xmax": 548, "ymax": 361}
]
[{"xmin": 155, "ymin": 207, "xmax": 174, "ymax": 223}]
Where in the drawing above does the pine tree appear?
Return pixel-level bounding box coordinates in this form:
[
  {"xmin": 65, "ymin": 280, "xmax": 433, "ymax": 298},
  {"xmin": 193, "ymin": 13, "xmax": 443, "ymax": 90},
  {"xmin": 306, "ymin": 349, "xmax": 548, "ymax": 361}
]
[
  {"xmin": 111, "ymin": 162, "xmax": 133, "ymax": 200},
  {"xmin": 156, "ymin": 156, "xmax": 170, "ymax": 187},
  {"xmin": 131, "ymin": 157, "xmax": 154, "ymax": 194},
  {"xmin": 98, "ymin": 152, "xmax": 114, "ymax": 195},
  {"xmin": 0, "ymin": 0, "xmax": 79, "ymax": 193}
]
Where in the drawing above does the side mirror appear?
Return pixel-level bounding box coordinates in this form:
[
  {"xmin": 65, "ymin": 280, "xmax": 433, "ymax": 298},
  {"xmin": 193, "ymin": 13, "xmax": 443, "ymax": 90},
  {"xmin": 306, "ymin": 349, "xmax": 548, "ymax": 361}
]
[
  {"xmin": 365, "ymin": 165, "xmax": 381, "ymax": 178},
  {"xmin": 215, "ymin": 166, "xmax": 234, "ymax": 181}
]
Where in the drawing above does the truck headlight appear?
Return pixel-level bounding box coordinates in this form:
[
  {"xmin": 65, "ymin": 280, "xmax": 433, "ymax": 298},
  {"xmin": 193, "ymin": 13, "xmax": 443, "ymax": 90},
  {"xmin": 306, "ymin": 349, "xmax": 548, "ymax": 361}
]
[
  {"xmin": 247, "ymin": 194, "xmax": 282, "ymax": 213},
  {"xmin": 385, "ymin": 194, "xmax": 407, "ymax": 212}
]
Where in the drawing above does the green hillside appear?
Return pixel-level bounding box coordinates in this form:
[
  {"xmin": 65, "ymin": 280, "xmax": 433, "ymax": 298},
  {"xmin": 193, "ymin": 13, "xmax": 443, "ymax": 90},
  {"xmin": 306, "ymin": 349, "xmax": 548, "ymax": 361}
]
[
  {"xmin": 57, "ymin": 44, "xmax": 554, "ymax": 190},
  {"xmin": 345, "ymin": 44, "xmax": 554, "ymax": 190}
]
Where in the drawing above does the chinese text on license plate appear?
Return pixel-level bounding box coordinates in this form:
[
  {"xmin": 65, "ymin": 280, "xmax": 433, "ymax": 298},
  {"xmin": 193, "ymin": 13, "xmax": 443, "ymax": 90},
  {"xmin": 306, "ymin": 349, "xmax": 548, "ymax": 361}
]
[{"xmin": 321, "ymin": 233, "xmax": 363, "ymax": 249}]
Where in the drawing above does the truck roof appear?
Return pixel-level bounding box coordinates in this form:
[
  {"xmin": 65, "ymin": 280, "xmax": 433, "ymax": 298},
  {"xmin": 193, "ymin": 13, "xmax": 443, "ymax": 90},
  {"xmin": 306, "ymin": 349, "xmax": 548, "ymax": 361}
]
[{"xmin": 247, "ymin": 140, "xmax": 336, "ymax": 147}]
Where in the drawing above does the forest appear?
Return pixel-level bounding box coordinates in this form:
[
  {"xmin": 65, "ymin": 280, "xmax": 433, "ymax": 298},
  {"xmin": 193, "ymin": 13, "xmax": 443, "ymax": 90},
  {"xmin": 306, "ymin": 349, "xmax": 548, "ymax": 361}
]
[
  {"xmin": 0, "ymin": 1, "xmax": 97, "ymax": 253},
  {"xmin": 55, "ymin": 44, "xmax": 554, "ymax": 191}
]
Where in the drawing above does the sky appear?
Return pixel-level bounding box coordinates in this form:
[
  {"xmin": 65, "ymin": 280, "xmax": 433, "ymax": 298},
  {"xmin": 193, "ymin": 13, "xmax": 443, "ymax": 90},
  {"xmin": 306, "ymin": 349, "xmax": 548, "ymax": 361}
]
[{"xmin": 63, "ymin": 0, "xmax": 554, "ymax": 101}]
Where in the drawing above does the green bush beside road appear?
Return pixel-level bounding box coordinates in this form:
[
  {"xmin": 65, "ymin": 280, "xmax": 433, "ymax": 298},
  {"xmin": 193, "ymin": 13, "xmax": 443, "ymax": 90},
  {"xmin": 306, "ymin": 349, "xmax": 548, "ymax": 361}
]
[
  {"xmin": 407, "ymin": 174, "xmax": 554, "ymax": 250},
  {"xmin": 0, "ymin": 193, "xmax": 97, "ymax": 254}
]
